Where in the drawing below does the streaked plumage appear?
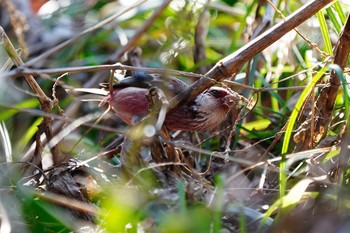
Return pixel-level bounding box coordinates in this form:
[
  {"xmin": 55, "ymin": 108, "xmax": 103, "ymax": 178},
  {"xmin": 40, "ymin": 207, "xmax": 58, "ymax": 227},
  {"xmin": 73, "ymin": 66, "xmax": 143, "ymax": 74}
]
[{"xmin": 102, "ymin": 73, "xmax": 237, "ymax": 132}]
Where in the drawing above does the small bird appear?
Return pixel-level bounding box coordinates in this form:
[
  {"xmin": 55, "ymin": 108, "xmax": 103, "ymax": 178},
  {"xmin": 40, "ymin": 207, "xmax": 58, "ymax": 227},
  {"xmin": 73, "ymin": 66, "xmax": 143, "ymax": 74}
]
[{"xmin": 100, "ymin": 72, "xmax": 237, "ymax": 133}]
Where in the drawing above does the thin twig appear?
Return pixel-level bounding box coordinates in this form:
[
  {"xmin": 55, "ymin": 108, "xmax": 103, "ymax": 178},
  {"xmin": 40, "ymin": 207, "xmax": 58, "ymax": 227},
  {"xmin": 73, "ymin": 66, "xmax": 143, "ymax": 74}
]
[
  {"xmin": 3, "ymin": 63, "xmax": 202, "ymax": 79},
  {"xmin": 112, "ymin": 0, "xmax": 172, "ymax": 59},
  {"xmin": 194, "ymin": 7, "xmax": 211, "ymax": 74},
  {"xmin": 0, "ymin": 103, "xmax": 123, "ymax": 133},
  {"xmin": 3, "ymin": 64, "xmax": 333, "ymax": 93},
  {"xmin": 0, "ymin": 27, "xmax": 51, "ymax": 106},
  {"xmin": 35, "ymin": 192, "xmax": 100, "ymax": 215},
  {"xmin": 0, "ymin": 26, "xmax": 63, "ymax": 163},
  {"xmin": 266, "ymin": 0, "xmax": 329, "ymax": 58},
  {"xmin": 22, "ymin": 0, "xmax": 147, "ymax": 67}
]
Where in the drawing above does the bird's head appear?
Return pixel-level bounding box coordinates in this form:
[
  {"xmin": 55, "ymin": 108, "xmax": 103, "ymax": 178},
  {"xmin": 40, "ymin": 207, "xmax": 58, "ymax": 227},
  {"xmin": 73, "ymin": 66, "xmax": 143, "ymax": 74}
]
[
  {"xmin": 165, "ymin": 86, "xmax": 237, "ymax": 132},
  {"xmin": 192, "ymin": 86, "xmax": 237, "ymax": 130},
  {"xmin": 197, "ymin": 86, "xmax": 237, "ymax": 109}
]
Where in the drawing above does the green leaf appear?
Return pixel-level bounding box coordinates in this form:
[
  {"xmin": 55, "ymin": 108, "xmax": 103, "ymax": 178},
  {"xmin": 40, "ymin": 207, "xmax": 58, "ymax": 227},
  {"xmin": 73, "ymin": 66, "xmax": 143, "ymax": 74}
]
[
  {"xmin": 241, "ymin": 119, "xmax": 271, "ymax": 131},
  {"xmin": 281, "ymin": 178, "xmax": 314, "ymax": 208},
  {"xmin": 281, "ymin": 66, "xmax": 328, "ymax": 199},
  {"xmin": 0, "ymin": 99, "xmax": 39, "ymax": 121},
  {"xmin": 15, "ymin": 117, "xmax": 42, "ymax": 154},
  {"xmin": 316, "ymin": 10, "xmax": 333, "ymax": 56},
  {"xmin": 325, "ymin": 7, "xmax": 342, "ymax": 33}
]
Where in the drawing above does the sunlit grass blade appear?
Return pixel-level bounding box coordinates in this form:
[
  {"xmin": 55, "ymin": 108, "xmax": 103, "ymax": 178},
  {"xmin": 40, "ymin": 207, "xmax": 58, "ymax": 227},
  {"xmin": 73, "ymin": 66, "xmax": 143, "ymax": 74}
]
[
  {"xmin": 241, "ymin": 119, "xmax": 271, "ymax": 132},
  {"xmin": 0, "ymin": 121, "xmax": 12, "ymax": 162},
  {"xmin": 326, "ymin": 7, "xmax": 342, "ymax": 33},
  {"xmin": 260, "ymin": 184, "xmax": 319, "ymax": 230},
  {"xmin": 0, "ymin": 99, "xmax": 39, "ymax": 121},
  {"xmin": 15, "ymin": 117, "xmax": 43, "ymax": 155},
  {"xmin": 333, "ymin": 1, "xmax": 346, "ymax": 24},
  {"xmin": 280, "ymin": 66, "xmax": 328, "ymax": 199},
  {"xmin": 316, "ymin": 10, "xmax": 333, "ymax": 56},
  {"xmin": 281, "ymin": 178, "xmax": 314, "ymax": 209}
]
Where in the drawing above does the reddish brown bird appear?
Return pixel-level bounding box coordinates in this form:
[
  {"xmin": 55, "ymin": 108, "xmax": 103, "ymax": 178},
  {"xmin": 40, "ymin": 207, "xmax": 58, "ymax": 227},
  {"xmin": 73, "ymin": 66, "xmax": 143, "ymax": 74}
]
[{"xmin": 100, "ymin": 73, "xmax": 237, "ymax": 132}]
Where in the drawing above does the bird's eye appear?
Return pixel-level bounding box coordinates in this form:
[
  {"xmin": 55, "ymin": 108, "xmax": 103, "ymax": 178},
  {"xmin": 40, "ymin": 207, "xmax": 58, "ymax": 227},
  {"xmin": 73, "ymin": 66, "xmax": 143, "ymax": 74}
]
[{"xmin": 209, "ymin": 89, "xmax": 226, "ymax": 98}]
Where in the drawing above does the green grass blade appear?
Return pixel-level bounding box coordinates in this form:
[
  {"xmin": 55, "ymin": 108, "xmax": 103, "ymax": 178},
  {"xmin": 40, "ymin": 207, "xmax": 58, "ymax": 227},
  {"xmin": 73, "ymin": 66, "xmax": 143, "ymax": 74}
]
[
  {"xmin": 325, "ymin": 7, "xmax": 341, "ymax": 33},
  {"xmin": 280, "ymin": 66, "xmax": 328, "ymax": 199},
  {"xmin": 15, "ymin": 117, "xmax": 43, "ymax": 154},
  {"xmin": 316, "ymin": 10, "xmax": 333, "ymax": 56},
  {"xmin": 333, "ymin": 1, "xmax": 346, "ymax": 24},
  {"xmin": 329, "ymin": 64, "xmax": 350, "ymax": 130},
  {"xmin": 177, "ymin": 181, "xmax": 187, "ymax": 215},
  {"xmin": 0, "ymin": 99, "xmax": 39, "ymax": 121},
  {"xmin": 212, "ymin": 176, "xmax": 224, "ymax": 233}
]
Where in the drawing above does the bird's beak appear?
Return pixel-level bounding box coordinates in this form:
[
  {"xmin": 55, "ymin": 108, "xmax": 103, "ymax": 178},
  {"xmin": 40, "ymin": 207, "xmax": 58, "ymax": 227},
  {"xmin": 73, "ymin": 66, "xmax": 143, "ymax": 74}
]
[{"xmin": 223, "ymin": 94, "xmax": 237, "ymax": 108}]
